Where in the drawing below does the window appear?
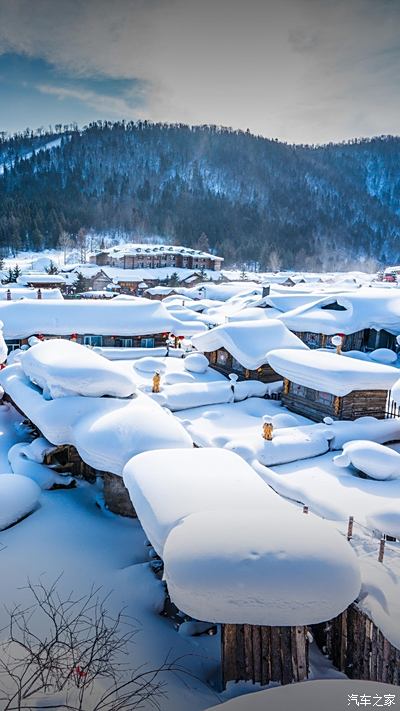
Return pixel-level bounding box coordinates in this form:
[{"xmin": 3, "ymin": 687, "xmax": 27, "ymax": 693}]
[
  {"xmin": 6, "ymin": 341, "xmax": 20, "ymax": 352},
  {"xmin": 114, "ymin": 338, "xmax": 133, "ymax": 348},
  {"xmin": 83, "ymin": 335, "xmax": 103, "ymax": 347},
  {"xmin": 140, "ymin": 337, "xmax": 155, "ymax": 348},
  {"xmin": 217, "ymin": 349, "xmax": 229, "ymax": 366},
  {"xmin": 231, "ymin": 357, "xmax": 245, "ymax": 373}
]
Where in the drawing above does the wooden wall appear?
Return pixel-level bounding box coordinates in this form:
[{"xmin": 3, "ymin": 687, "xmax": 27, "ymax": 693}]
[
  {"xmin": 313, "ymin": 604, "xmax": 400, "ymax": 684},
  {"xmin": 207, "ymin": 349, "xmax": 281, "ymax": 383},
  {"xmin": 221, "ymin": 623, "xmax": 309, "ymax": 689},
  {"xmin": 282, "ymin": 384, "xmax": 388, "ymax": 422}
]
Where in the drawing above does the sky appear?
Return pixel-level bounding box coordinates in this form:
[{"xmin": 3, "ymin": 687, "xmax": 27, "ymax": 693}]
[{"xmin": 0, "ymin": 0, "xmax": 399, "ymax": 144}]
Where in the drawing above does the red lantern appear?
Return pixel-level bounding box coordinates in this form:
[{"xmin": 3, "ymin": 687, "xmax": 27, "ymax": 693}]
[
  {"xmin": 70, "ymin": 333, "xmax": 77, "ymax": 341},
  {"xmin": 179, "ymin": 335, "xmax": 185, "ymax": 341},
  {"xmin": 170, "ymin": 333, "xmax": 175, "ymax": 339}
]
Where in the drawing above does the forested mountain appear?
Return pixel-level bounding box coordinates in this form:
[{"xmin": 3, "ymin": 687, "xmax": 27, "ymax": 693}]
[{"xmin": 0, "ymin": 121, "xmax": 399, "ymax": 270}]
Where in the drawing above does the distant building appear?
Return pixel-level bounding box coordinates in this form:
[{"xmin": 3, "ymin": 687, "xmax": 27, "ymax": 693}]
[{"xmin": 89, "ymin": 243, "xmax": 223, "ymax": 271}]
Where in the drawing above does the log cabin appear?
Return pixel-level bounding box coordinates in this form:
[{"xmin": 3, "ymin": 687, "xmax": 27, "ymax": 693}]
[
  {"xmin": 278, "ymin": 288, "xmax": 400, "ymax": 352},
  {"xmin": 268, "ymin": 349, "xmax": 400, "ymax": 422},
  {"xmin": 0, "ymin": 297, "xmax": 206, "ymax": 352},
  {"xmin": 191, "ymin": 319, "xmax": 308, "ymax": 383}
]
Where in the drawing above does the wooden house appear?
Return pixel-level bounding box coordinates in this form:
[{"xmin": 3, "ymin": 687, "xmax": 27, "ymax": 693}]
[
  {"xmin": 279, "ymin": 289, "xmax": 399, "ymax": 353},
  {"xmin": 0, "ymin": 298, "xmax": 205, "ymax": 352},
  {"xmin": 268, "ymin": 349, "xmax": 400, "ymax": 422},
  {"xmin": 191, "ymin": 319, "xmax": 308, "ymax": 383}
]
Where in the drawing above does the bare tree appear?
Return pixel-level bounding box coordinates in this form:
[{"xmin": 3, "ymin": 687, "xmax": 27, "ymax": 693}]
[
  {"xmin": 58, "ymin": 231, "xmax": 73, "ymax": 265},
  {"xmin": 0, "ymin": 577, "xmax": 181, "ymax": 711},
  {"xmin": 76, "ymin": 229, "xmax": 89, "ymax": 264}
]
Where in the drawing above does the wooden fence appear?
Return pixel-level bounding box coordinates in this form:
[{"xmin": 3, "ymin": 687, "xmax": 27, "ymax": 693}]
[{"xmin": 221, "ymin": 623, "xmax": 308, "ymax": 689}]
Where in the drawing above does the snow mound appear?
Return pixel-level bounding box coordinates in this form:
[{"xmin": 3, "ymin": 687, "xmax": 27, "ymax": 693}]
[
  {"xmin": 226, "ymin": 427, "xmax": 331, "ymax": 467},
  {"xmin": 133, "ymin": 357, "xmax": 167, "ymax": 374},
  {"xmin": 163, "ymin": 371, "xmax": 196, "ymax": 385},
  {"xmin": 20, "ymin": 339, "xmax": 137, "ymax": 398},
  {"xmin": 232, "ymin": 380, "xmax": 269, "ymax": 401},
  {"xmin": 8, "ymin": 443, "xmax": 72, "ymax": 490},
  {"xmin": 333, "ymin": 440, "xmax": 400, "ymax": 480},
  {"xmin": 366, "ymin": 508, "xmax": 400, "ymax": 538},
  {"xmin": 123, "ymin": 448, "xmax": 279, "ymax": 556},
  {"xmin": 183, "ymin": 353, "xmax": 209, "ymax": 374},
  {"xmin": 0, "ymin": 474, "xmax": 41, "ymax": 529},
  {"xmin": 160, "ymin": 381, "xmax": 233, "ymax": 411},
  {"xmin": 163, "ymin": 509, "xmax": 361, "ymax": 625},
  {"xmin": 205, "ymin": 680, "xmax": 399, "ymax": 711},
  {"xmin": 369, "ymin": 348, "xmax": 397, "ymax": 364}
]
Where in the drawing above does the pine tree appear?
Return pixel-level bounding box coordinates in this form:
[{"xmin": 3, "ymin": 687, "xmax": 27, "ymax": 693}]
[
  {"xmin": 73, "ymin": 271, "xmax": 87, "ymax": 293},
  {"xmin": 45, "ymin": 260, "xmax": 59, "ymax": 274}
]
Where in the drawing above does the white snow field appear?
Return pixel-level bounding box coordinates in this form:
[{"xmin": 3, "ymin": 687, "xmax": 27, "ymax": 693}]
[
  {"xmin": 206, "ymin": 680, "xmax": 399, "ymax": 711},
  {"xmin": 0, "ymin": 473, "xmax": 41, "ymax": 530}
]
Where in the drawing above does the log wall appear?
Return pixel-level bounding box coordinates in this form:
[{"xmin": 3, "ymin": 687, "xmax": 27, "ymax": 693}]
[
  {"xmin": 207, "ymin": 349, "xmax": 281, "ymax": 383},
  {"xmin": 314, "ymin": 604, "xmax": 400, "ymax": 684},
  {"xmin": 221, "ymin": 623, "xmax": 309, "ymax": 689},
  {"xmin": 282, "ymin": 385, "xmax": 388, "ymax": 422}
]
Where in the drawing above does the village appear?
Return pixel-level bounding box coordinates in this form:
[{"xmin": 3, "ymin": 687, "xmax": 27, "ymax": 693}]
[{"xmin": 0, "ymin": 244, "xmax": 399, "ymax": 709}]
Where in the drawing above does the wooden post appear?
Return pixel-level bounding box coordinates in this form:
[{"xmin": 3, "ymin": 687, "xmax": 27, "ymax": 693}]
[
  {"xmin": 378, "ymin": 538, "xmax": 385, "ymax": 563},
  {"xmin": 152, "ymin": 372, "xmax": 161, "ymax": 393},
  {"xmin": 347, "ymin": 516, "xmax": 354, "ymax": 541},
  {"xmin": 283, "ymin": 378, "xmax": 290, "ymax": 395}
]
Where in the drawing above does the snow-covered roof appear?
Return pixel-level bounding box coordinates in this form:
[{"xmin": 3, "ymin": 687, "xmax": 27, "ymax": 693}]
[
  {"xmin": 122, "ymin": 448, "xmax": 281, "ymax": 557},
  {"xmin": 191, "ymin": 319, "xmax": 308, "ymax": 370},
  {"xmin": 268, "ymin": 349, "xmax": 399, "ymax": 396},
  {"xmin": 17, "ymin": 273, "xmax": 66, "ymax": 284},
  {"xmin": 0, "ymin": 298, "xmax": 207, "ymax": 339},
  {"xmin": 163, "ymin": 508, "xmax": 361, "ymax": 626},
  {"xmin": 90, "ymin": 242, "xmax": 223, "ymax": 262},
  {"xmin": 0, "ymin": 286, "xmax": 63, "ymax": 301},
  {"xmin": 0, "ymin": 363, "xmax": 192, "ymax": 476},
  {"xmin": 278, "ymin": 287, "xmax": 400, "ymax": 335},
  {"xmin": 20, "ymin": 339, "xmax": 137, "ymax": 398}
]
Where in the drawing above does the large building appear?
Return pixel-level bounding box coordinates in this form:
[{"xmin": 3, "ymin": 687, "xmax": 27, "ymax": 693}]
[{"xmin": 89, "ymin": 243, "xmax": 223, "ymax": 271}]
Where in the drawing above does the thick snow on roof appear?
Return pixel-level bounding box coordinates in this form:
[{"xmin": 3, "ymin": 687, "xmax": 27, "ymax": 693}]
[
  {"xmin": 123, "ymin": 448, "xmax": 282, "ymax": 557},
  {"xmin": 268, "ymin": 349, "xmax": 399, "ymax": 396},
  {"xmin": 0, "ymin": 298, "xmax": 206, "ymax": 339},
  {"xmin": 17, "ymin": 273, "xmax": 66, "ymax": 284},
  {"xmin": 0, "ymin": 364, "xmax": 192, "ymax": 475},
  {"xmin": 90, "ymin": 242, "xmax": 223, "ymax": 262},
  {"xmin": 192, "ymin": 319, "xmax": 307, "ymax": 370},
  {"xmin": 20, "ymin": 340, "xmax": 137, "ymax": 398},
  {"xmin": 205, "ymin": 681, "xmax": 399, "ymax": 711},
  {"xmin": 279, "ymin": 288, "xmax": 400, "ymax": 335},
  {"xmin": 163, "ymin": 509, "xmax": 361, "ymax": 625},
  {"xmin": 0, "ymin": 286, "xmax": 63, "ymax": 301}
]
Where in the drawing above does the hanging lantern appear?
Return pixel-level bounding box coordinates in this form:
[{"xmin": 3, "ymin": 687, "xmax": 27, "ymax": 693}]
[
  {"xmin": 179, "ymin": 335, "xmax": 185, "ymax": 341},
  {"xmin": 70, "ymin": 333, "xmax": 78, "ymax": 341}
]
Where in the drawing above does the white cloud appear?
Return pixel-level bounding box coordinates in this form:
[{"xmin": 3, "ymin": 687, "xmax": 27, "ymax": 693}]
[{"xmin": 0, "ymin": 0, "xmax": 399, "ymax": 143}]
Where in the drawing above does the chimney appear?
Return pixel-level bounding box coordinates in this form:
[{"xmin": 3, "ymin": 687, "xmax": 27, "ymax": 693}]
[
  {"xmin": 6, "ymin": 289, "xmax": 11, "ymax": 301},
  {"xmin": 37, "ymin": 288, "xmax": 42, "ymax": 300}
]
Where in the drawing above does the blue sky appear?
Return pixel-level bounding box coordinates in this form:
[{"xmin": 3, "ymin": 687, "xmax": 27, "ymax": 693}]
[
  {"xmin": 0, "ymin": 0, "xmax": 399, "ymax": 143},
  {"xmin": 0, "ymin": 53, "xmax": 147, "ymax": 133}
]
